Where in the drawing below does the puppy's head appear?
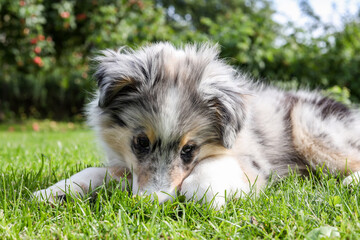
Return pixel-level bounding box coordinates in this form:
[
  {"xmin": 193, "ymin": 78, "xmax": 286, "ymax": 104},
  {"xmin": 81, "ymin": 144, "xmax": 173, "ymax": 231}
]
[{"xmin": 88, "ymin": 42, "xmax": 249, "ymax": 201}]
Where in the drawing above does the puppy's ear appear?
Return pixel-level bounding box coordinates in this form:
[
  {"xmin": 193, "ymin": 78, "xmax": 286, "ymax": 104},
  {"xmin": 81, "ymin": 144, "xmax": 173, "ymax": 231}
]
[
  {"xmin": 202, "ymin": 78, "xmax": 249, "ymax": 149},
  {"xmin": 93, "ymin": 50, "xmax": 138, "ymax": 108},
  {"xmin": 96, "ymin": 74, "xmax": 136, "ymax": 108}
]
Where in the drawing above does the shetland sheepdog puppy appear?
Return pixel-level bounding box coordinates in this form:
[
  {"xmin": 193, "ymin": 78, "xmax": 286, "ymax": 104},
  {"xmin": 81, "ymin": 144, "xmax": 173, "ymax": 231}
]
[{"xmin": 33, "ymin": 43, "xmax": 360, "ymax": 208}]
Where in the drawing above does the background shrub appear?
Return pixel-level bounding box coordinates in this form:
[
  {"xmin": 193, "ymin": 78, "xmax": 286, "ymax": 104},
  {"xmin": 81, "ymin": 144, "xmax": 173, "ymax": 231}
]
[{"xmin": 0, "ymin": 0, "xmax": 359, "ymax": 120}]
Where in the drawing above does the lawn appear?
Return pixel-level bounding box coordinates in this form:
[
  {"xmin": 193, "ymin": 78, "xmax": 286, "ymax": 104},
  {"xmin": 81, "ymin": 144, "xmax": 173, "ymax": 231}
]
[{"xmin": 1, "ymin": 124, "xmax": 360, "ymax": 239}]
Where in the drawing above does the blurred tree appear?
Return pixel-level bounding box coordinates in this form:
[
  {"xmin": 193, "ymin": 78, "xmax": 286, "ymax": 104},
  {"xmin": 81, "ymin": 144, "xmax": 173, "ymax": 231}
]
[
  {"xmin": 161, "ymin": 0, "xmax": 280, "ymax": 76},
  {"xmin": 261, "ymin": 1, "xmax": 360, "ymax": 102},
  {"xmin": 0, "ymin": 0, "xmax": 172, "ymax": 120}
]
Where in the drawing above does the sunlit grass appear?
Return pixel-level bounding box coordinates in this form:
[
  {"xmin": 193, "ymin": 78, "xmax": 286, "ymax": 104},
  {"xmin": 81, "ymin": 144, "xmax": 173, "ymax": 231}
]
[{"xmin": 1, "ymin": 126, "xmax": 360, "ymax": 239}]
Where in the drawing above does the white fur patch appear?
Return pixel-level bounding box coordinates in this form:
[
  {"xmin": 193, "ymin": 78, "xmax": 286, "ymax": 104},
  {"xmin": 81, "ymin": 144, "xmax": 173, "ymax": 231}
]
[
  {"xmin": 343, "ymin": 171, "xmax": 360, "ymax": 186},
  {"xmin": 181, "ymin": 156, "xmax": 250, "ymax": 208},
  {"xmin": 159, "ymin": 87, "xmax": 180, "ymax": 141},
  {"xmin": 33, "ymin": 167, "xmax": 111, "ymax": 202}
]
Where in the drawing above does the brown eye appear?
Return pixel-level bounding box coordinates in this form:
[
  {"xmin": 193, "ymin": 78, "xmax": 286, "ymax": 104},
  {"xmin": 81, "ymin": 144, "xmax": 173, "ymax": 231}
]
[
  {"xmin": 181, "ymin": 144, "xmax": 197, "ymax": 163},
  {"xmin": 132, "ymin": 134, "xmax": 150, "ymax": 155}
]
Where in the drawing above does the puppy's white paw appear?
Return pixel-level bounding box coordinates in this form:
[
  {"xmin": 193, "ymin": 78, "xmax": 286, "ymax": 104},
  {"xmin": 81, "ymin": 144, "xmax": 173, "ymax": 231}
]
[
  {"xmin": 32, "ymin": 188, "xmax": 66, "ymax": 203},
  {"xmin": 180, "ymin": 174, "xmax": 226, "ymax": 209},
  {"xmin": 33, "ymin": 184, "xmax": 84, "ymax": 203},
  {"xmin": 343, "ymin": 171, "xmax": 360, "ymax": 186}
]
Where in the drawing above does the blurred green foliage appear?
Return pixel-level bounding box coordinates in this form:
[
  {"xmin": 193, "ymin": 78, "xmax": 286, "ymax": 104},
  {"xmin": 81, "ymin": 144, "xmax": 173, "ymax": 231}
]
[{"xmin": 0, "ymin": 0, "xmax": 359, "ymax": 120}]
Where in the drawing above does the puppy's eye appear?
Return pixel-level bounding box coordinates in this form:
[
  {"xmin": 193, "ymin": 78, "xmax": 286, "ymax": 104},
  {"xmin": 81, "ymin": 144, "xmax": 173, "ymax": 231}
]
[
  {"xmin": 180, "ymin": 144, "xmax": 197, "ymax": 163},
  {"xmin": 133, "ymin": 134, "xmax": 150, "ymax": 155}
]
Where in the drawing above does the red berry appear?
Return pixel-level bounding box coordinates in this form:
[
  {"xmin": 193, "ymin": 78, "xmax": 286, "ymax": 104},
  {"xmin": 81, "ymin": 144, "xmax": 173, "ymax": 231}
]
[
  {"xmin": 30, "ymin": 38, "xmax": 37, "ymax": 44},
  {"xmin": 34, "ymin": 46, "xmax": 41, "ymax": 54},
  {"xmin": 33, "ymin": 56, "xmax": 43, "ymax": 66},
  {"xmin": 38, "ymin": 35, "xmax": 45, "ymax": 41},
  {"xmin": 60, "ymin": 12, "xmax": 70, "ymax": 19}
]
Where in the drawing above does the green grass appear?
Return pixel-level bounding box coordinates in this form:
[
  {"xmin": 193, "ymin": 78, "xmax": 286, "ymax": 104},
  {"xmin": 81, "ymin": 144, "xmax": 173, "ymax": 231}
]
[{"xmin": 1, "ymin": 126, "xmax": 360, "ymax": 239}]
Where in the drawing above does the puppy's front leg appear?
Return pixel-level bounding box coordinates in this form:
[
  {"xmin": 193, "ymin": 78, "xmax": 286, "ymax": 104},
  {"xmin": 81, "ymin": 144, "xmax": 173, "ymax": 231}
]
[
  {"xmin": 180, "ymin": 156, "xmax": 251, "ymax": 209},
  {"xmin": 33, "ymin": 167, "xmax": 130, "ymax": 203}
]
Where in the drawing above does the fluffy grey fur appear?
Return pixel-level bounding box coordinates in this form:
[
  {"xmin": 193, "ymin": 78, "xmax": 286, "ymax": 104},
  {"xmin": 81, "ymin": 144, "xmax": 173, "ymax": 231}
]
[{"xmin": 33, "ymin": 42, "xmax": 360, "ymax": 208}]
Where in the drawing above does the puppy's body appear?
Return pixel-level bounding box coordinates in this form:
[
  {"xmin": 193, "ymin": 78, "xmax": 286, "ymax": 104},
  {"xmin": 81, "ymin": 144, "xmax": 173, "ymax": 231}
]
[{"xmin": 34, "ymin": 43, "xmax": 360, "ymax": 207}]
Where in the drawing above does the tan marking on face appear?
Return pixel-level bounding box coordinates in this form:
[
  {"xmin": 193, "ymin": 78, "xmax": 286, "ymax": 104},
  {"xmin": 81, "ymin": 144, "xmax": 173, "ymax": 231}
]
[
  {"xmin": 103, "ymin": 125, "xmax": 151, "ymax": 190},
  {"xmin": 198, "ymin": 143, "xmax": 230, "ymax": 161},
  {"xmin": 179, "ymin": 128, "xmax": 207, "ymax": 149},
  {"xmin": 100, "ymin": 126, "xmax": 136, "ymax": 167},
  {"xmin": 144, "ymin": 124, "xmax": 156, "ymax": 144},
  {"xmin": 179, "ymin": 133, "xmax": 191, "ymax": 149},
  {"xmin": 170, "ymin": 163, "xmax": 187, "ymax": 190}
]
